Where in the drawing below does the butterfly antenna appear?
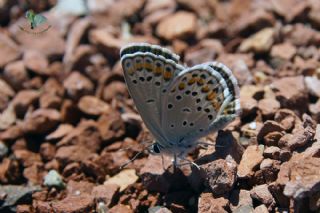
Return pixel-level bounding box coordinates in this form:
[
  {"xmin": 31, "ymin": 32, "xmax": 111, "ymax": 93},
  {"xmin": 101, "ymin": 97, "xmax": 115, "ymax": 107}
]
[{"xmin": 119, "ymin": 144, "xmax": 153, "ymax": 169}]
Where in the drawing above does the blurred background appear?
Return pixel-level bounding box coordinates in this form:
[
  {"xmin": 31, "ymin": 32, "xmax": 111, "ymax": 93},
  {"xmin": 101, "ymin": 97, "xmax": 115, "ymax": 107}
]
[{"xmin": 0, "ymin": 0, "xmax": 320, "ymax": 212}]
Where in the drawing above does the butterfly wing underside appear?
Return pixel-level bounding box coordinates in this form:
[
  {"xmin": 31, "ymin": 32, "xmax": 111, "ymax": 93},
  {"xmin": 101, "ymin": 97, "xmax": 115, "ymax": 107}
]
[
  {"xmin": 161, "ymin": 62, "xmax": 240, "ymax": 144},
  {"xmin": 120, "ymin": 43, "xmax": 185, "ymax": 144}
]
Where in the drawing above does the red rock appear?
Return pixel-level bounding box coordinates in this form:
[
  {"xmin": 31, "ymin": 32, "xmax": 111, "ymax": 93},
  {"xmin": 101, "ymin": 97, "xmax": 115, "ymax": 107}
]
[
  {"xmin": 176, "ymin": 0, "xmax": 212, "ymax": 19},
  {"xmin": 78, "ymin": 96, "xmax": 111, "ymax": 116},
  {"xmin": 257, "ymin": 120, "xmax": 285, "ymax": 143},
  {"xmin": 241, "ymin": 122, "xmax": 263, "ymax": 140},
  {"xmin": 277, "ymin": 154, "xmax": 320, "ymax": 208},
  {"xmin": 263, "ymin": 131, "xmax": 284, "ymax": 146},
  {"xmin": 253, "ymin": 204, "xmax": 269, "ymax": 213},
  {"xmin": 56, "ymin": 145, "xmax": 93, "ymax": 165},
  {"xmin": 109, "ymin": 204, "xmax": 133, "ymax": 213},
  {"xmin": 23, "ymin": 50, "xmax": 49, "ymax": 75},
  {"xmin": 0, "ymin": 79, "xmax": 15, "ymax": 102},
  {"xmin": 66, "ymin": 180, "xmax": 95, "ymax": 196},
  {"xmin": 0, "ymin": 33, "xmax": 20, "ymax": 67},
  {"xmin": 305, "ymin": 76, "xmax": 320, "ymax": 98},
  {"xmin": 57, "ymin": 120, "xmax": 101, "ymax": 152},
  {"xmin": 230, "ymin": 189, "xmax": 253, "ymax": 211},
  {"xmin": 270, "ymin": 42, "xmax": 297, "ymax": 60},
  {"xmin": 198, "ymin": 192, "xmax": 228, "ymax": 213},
  {"xmin": 40, "ymin": 93, "xmax": 62, "ymax": 109},
  {"xmin": 46, "ymin": 124, "xmax": 74, "ymax": 141},
  {"xmin": 89, "ymin": 29, "xmax": 124, "ymax": 59},
  {"xmin": 144, "ymin": 0, "xmax": 176, "ymax": 16},
  {"xmin": 184, "ymin": 39, "xmax": 224, "ymax": 66},
  {"xmin": 263, "ymin": 146, "xmax": 281, "ymax": 159},
  {"xmin": 63, "ymin": 72, "xmax": 94, "ymax": 100},
  {"xmin": 274, "ymin": 109, "xmax": 297, "ymax": 132},
  {"xmin": 285, "ymin": 23, "xmax": 320, "ymax": 47},
  {"xmin": 23, "ymin": 163, "xmax": 45, "ymax": 184},
  {"xmin": 40, "ymin": 143, "xmax": 56, "ymax": 162},
  {"xmin": 43, "ymin": 78, "xmax": 65, "ymax": 97},
  {"xmin": 258, "ymin": 98, "xmax": 280, "ymax": 119},
  {"xmin": 139, "ymin": 155, "xmax": 171, "ymax": 193},
  {"xmin": 21, "ymin": 109, "xmax": 61, "ymax": 134},
  {"xmin": 14, "ymin": 149, "xmax": 41, "ymax": 167},
  {"xmin": 240, "ymin": 97, "xmax": 258, "ymax": 118},
  {"xmin": 239, "ymin": 28, "xmax": 274, "ymax": 53},
  {"xmin": 260, "ymin": 159, "xmax": 280, "ymax": 183},
  {"xmin": 16, "ymin": 204, "xmax": 32, "ymax": 213},
  {"xmin": 51, "ymin": 195, "xmax": 95, "ymax": 213},
  {"xmin": 250, "ymin": 184, "xmax": 275, "ymax": 210},
  {"xmin": 204, "ymin": 158, "xmax": 237, "ymax": 195},
  {"xmin": 102, "ymin": 81, "xmax": 129, "ymax": 102},
  {"xmin": 240, "ymin": 84, "xmax": 265, "ymax": 100},
  {"xmin": 0, "ymin": 104, "xmax": 16, "ymax": 131},
  {"xmin": 97, "ymin": 112, "xmax": 125, "ymax": 142},
  {"xmin": 272, "ymin": 76, "xmax": 308, "ymax": 113},
  {"xmin": 0, "ymin": 158, "xmax": 21, "ymax": 183},
  {"xmin": 60, "ymin": 99, "xmax": 81, "ymax": 124},
  {"xmin": 231, "ymin": 10, "xmax": 275, "ymax": 35},
  {"xmin": 91, "ymin": 184, "xmax": 119, "ymax": 207},
  {"xmin": 62, "ymin": 162, "xmax": 81, "ymax": 178},
  {"xmin": 279, "ymin": 120, "xmax": 314, "ymax": 150},
  {"xmin": 63, "ymin": 18, "xmax": 91, "ymax": 72},
  {"xmin": 12, "ymin": 90, "xmax": 40, "ymax": 117},
  {"xmin": 237, "ymin": 145, "xmax": 264, "ymax": 178},
  {"xmin": 271, "ymin": 0, "xmax": 309, "ymax": 22},
  {"xmin": 156, "ymin": 12, "xmax": 197, "ymax": 40}
]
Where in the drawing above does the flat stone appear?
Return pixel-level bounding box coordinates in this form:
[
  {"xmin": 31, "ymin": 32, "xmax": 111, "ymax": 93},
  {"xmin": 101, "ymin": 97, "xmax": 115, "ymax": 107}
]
[
  {"xmin": 305, "ymin": 76, "xmax": 320, "ymax": 98},
  {"xmin": 156, "ymin": 11, "xmax": 197, "ymax": 40},
  {"xmin": 272, "ymin": 76, "xmax": 308, "ymax": 113},
  {"xmin": 51, "ymin": 195, "xmax": 95, "ymax": 213},
  {"xmin": 78, "ymin": 96, "xmax": 111, "ymax": 116},
  {"xmin": 198, "ymin": 192, "xmax": 228, "ymax": 213},
  {"xmin": 104, "ymin": 169, "xmax": 139, "ymax": 192},
  {"xmin": 271, "ymin": 42, "xmax": 296, "ymax": 60},
  {"xmin": 91, "ymin": 184, "xmax": 119, "ymax": 207},
  {"xmin": 239, "ymin": 28, "xmax": 274, "ymax": 53},
  {"xmin": 204, "ymin": 158, "xmax": 237, "ymax": 195},
  {"xmin": 258, "ymin": 98, "xmax": 280, "ymax": 119},
  {"xmin": 250, "ymin": 184, "xmax": 275, "ymax": 209},
  {"xmin": 238, "ymin": 145, "xmax": 264, "ymax": 178}
]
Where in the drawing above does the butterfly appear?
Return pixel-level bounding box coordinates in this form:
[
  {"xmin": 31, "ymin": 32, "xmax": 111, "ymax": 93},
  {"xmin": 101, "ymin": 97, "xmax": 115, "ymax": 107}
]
[
  {"xmin": 120, "ymin": 43, "xmax": 241, "ymax": 167},
  {"xmin": 19, "ymin": 10, "xmax": 51, "ymax": 35}
]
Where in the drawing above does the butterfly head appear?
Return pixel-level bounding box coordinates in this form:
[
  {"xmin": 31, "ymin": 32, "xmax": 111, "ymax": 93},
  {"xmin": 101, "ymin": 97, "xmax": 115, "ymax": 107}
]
[{"xmin": 148, "ymin": 142, "xmax": 163, "ymax": 155}]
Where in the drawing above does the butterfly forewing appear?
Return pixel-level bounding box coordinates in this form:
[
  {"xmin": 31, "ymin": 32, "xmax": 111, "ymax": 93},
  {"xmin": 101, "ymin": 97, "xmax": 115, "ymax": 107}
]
[{"xmin": 120, "ymin": 43, "xmax": 185, "ymax": 144}]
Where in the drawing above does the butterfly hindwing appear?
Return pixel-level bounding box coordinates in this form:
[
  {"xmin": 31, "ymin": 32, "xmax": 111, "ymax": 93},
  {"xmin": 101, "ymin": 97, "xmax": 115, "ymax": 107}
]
[
  {"xmin": 120, "ymin": 43, "xmax": 185, "ymax": 144},
  {"xmin": 161, "ymin": 63, "xmax": 239, "ymax": 145}
]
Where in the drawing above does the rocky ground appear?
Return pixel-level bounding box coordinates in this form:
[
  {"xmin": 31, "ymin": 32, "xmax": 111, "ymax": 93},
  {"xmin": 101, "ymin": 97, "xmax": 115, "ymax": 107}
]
[{"xmin": 0, "ymin": 0, "xmax": 320, "ymax": 212}]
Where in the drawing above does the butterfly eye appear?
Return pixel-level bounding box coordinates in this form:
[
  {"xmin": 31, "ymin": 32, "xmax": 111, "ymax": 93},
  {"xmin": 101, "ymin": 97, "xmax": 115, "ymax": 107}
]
[{"xmin": 151, "ymin": 144, "xmax": 161, "ymax": 154}]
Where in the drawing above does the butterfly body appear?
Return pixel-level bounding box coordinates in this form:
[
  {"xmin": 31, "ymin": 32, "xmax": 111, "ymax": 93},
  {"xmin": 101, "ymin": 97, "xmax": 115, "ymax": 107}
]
[{"xmin": 120, "ymin": 43, "xmax": 240, "ymax": 164}]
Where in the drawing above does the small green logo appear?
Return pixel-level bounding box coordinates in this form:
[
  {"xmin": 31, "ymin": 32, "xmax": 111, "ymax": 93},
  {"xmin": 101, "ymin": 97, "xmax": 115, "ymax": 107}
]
[{"xmin": 19, "ymin": 10, "xmax": 51, "ymax": 35}]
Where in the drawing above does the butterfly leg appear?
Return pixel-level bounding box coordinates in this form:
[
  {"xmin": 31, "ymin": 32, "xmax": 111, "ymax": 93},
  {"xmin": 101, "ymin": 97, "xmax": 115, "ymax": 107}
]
[
  {"xmin": 178, "ymin": 158, "xmax": 201, "ymax": 170},
  {"xmin": 172, "ymin": 153, "xmax": 178, "ymax": 172}
]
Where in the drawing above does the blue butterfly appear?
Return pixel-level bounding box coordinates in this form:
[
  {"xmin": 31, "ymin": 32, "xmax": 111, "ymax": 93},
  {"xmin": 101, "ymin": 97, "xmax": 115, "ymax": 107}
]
[{"xmin": 120, "ymin": 43, "xmax": 241, "ymax": 167}]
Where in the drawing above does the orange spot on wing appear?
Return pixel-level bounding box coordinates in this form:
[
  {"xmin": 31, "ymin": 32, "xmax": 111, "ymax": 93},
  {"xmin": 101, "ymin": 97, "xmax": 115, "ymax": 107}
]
[{"xmin": 206, "ymin": 91, "xmax": 216, "ymax": 101}]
